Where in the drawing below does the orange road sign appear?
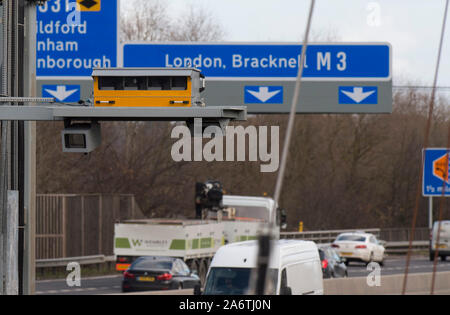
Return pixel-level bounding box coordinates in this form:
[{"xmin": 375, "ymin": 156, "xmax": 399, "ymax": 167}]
[
  {"xmin": 77, "ymin": 0, "xmax": 101, "ymax": 12},
  {"xmin": 432, "ymin": 153, "xmax": 450, "ymax": 183}
]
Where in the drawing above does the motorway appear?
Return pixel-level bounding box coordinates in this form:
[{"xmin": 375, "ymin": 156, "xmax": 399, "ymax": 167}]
[{"xmin": 36, "ymin": 255, "xmax": 450, "ymax": 295}]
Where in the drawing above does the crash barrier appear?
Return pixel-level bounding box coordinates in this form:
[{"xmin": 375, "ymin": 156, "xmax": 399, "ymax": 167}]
[{"xmin": 281, "ymin": 227, "xmax": 430, "ymax": 244}]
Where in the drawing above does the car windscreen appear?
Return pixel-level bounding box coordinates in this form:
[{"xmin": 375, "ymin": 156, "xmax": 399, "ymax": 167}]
[
  {"xmin": 131, "ymin": 260, "xmax": 173, "ymax": 270},
  {"xmin": 336, "ymin": 235, "xmax": 367, "ymax": 242},
  {"xmin": 233, "ymin": 206, "xmax": 269, "ymax": 221},
  {"xmin": 203, "ymin": 267, "xmax": 278, "ymax": 295}
]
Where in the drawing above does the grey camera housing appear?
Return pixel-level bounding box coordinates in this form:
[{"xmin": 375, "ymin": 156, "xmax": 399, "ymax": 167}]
[{"xmin": 62, "ymin": 122, "xmax": 101, "ymax": 153}]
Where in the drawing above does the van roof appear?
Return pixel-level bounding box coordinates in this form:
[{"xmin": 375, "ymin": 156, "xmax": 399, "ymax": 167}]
[
  {"xmin": 210, "ymin": 240, "xmax": 318, "ymax": 269},
  {"xmin": 434, "ymin": 220, "xmax": 450, "ymax": 225}
]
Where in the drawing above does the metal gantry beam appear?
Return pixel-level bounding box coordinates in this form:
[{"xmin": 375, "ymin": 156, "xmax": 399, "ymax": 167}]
[{"xmin": 0, "ymin": 105, "xmax": 248, "ymax": 122}]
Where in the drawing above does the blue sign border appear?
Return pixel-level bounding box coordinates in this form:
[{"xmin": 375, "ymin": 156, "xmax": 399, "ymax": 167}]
[
  {"xmin": 123, "ymin": 42, "xmax": 392, "ymax": 80},
  {"xmin": 37, "ymin": 0, "xmax": 119, "ymax": 78},
  {"xmin": 423, "ymin": 148, "xmax": 450, "ymax": 196}
]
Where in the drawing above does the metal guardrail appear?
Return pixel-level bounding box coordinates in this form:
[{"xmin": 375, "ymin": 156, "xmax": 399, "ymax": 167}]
[
  {"xmin": 280, "ymin": 229, "xmax": 429, "ymax": 255},
  {"xmin": 384, "ymin": 241, "xmax": 429, "ymax": 254},
  {"xmin": 36, "ymin": 229, "xmax": 431, "ymax": 268},
  {"xmin": 281, "ymin": 228, "xmax": 382, "ymax": 244},
  {"xmin": 36, "ymin": 255, "xmax": 115, "ymax": 268}
]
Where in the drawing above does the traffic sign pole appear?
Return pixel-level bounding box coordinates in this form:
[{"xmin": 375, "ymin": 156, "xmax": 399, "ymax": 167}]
[{"xmin": 429, "ymin": 197, "xmax": 433, "ymax": 230}]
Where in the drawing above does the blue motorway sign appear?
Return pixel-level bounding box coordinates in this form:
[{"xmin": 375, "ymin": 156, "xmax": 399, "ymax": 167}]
[
  {"xmin": 37, "ymin": 0, "xmax": 118, "ymax": 77},
  {"xmin": 423, "ymin": 148, "xmax": 450, "ymax": 196},
  {"xmin": 123, "ymin": 42, "xmax": 391, "ymax": 79}
]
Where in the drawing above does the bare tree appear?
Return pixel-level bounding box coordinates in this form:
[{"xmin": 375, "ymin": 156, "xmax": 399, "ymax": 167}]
[
  {"xmin": 121, "ymin": 0, "xmax": 171, "ymax": 42},
  {"xmin": 121, "ymin": 0, "xmax": 224, "ymax": 42},
  {"xmin": 168, "ymin": 6, "xmax": 225, "ymax": 42}
]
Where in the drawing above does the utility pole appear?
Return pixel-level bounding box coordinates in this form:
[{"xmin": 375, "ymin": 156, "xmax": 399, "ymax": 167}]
[{"xmin": 22, "ymin": 0, "xmax": 37, "ymax": 296}]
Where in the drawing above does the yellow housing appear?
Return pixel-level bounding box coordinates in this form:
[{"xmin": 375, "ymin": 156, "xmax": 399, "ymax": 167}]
[{"xmin": 92, "ymin": 68, "xmax": 205, "ymax": 107}]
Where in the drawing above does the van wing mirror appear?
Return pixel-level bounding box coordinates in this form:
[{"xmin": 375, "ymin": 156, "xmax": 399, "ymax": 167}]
[
  {"xmin": 194, "ymin": 284, "xmax": 202, "ymax": 296},
  {"xmin": 277, "ymin": 208, "xmax": 287, "ymax": 229},
  {"xmin": 280, "ymin": 286, "xmax": 292, "ymax": 295}
]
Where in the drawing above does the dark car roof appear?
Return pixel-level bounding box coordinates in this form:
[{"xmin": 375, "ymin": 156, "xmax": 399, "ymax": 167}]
[
  {"xmin": 130, "ymin": 257, "xmax": 177, "ymax": 270},
  {"xmin": 135, "ymin": 256, "xmax": 176, "ymax": 262}
]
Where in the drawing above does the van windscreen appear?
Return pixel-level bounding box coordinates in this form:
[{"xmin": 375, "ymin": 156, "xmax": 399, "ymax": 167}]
[{"xmin": 203, "ymin": 267, "xmax": 278, "ymax": 295}]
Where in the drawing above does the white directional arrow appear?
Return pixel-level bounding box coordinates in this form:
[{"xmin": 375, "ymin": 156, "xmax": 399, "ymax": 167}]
[
  {"xmin": 44, "ymin": 85, "xmax": 79, "ymax": 102},
  {"xmin": 341, "ymin": 87, "xmax": 376, "ymax": 103},
  {"xmin": 247, "ymin": 87, "xmax": 281, "ymax": 103}
]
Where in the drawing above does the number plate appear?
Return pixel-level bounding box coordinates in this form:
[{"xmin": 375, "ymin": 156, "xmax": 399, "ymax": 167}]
[
  {"xmin": 138, "ymin": 276, "xmax": 155, "ymax": 282},
  {"xmin": 341, "ymin": 252, "xmax": 353, "ymax": 256}
]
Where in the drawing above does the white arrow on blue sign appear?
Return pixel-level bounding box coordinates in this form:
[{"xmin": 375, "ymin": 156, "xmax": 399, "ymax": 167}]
[
  {"xmin": 339, "ymin": 86, "xmax": 378, "ymax": 104},
  {"xmin": 42, "ymin": 85, "xmax": 81, "ymax": 102},
  {"xmin": 245, "ymin": 86, "xmax": 283, "ymax": 104}
]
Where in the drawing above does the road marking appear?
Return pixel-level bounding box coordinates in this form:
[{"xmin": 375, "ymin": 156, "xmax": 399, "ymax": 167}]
[
  {"xmin": 36, "ymin": 285, "xmax": 121, "ymax": 295},
  {"xmin": 36, "ymin": 274, "xmax": 121, "ymax": 283}
]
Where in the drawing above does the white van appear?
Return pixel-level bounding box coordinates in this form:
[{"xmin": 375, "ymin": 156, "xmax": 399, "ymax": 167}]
[
  {"xmin": 200, "ymin": 240, "xmax": 323, "ymax": 295},
  {"xmin": 430, "ymin": 220, "xmax": 450, "ymax": 261}
]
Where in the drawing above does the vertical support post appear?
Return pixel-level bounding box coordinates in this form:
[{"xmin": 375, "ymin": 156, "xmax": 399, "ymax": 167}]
[
  {"xmin": 98, "ymin": 195, "xmax": 102, "ymax": 255},
  {"xmin": 5, "ymin": 191, "xmax": 19, "ymax": 295},
  {"xmin": 0, "ymin": 120, "xmax": 9, "ymax": 295},
  {"xmin": 81, "ymin": 196, "xmax": 85, "ymax": 256},
  {"xmin": 0, "ymin": 0, "xmax": 10, "ymax": 296},
  {"xmin": 429, "ymin": 197, "xmax": 433, "ymax": 230},
  {"xmin": 21, "ymin": 1, "xmax": 37, "ymax": 295},
  {"xmin": 62, "ymin": 196, "xmax": 67, "ymax": 258}
]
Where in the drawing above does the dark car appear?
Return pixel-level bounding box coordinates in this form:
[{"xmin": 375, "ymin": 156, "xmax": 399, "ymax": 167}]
[
  {"xmin": 122, "ymin": 256, "xmax": 201, "ymax": 292},
  {"xmin": 319, "ymin": 246, "xmax": 348, "ymax": 279}
]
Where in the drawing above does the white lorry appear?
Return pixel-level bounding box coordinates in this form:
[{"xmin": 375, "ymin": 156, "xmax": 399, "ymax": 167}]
[{"xmin": 114, "ymin": 195, "xmax": 282, "ymax": 283}]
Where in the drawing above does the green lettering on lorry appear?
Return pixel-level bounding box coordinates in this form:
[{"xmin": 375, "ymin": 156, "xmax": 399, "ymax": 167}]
[
  {"xmin": 115, "ymin": 238, "xmax": 131, "ymax": 249},
  {"xmin": 200, "ymin": 238, "xmax": 212, "ymax": 248},
  {"xmin": 170, "ymin": 239, "xmax": 186, "ymax": 250}
]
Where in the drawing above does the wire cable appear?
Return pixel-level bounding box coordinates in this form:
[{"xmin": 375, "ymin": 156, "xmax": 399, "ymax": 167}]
[
  {"xmin": 254, "ymin": 0, "xmax": 316, "ymax": 296},
  {"xmin": 431, "ymin": 140, "xmax": 450, "ymax": 295},
  {"xmin": 402, "ymin": 0, "xmax": 449, "ymax": 295}
]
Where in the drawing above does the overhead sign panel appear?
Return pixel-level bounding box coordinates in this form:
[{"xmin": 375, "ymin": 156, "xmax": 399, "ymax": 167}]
[
  {"xmin": 37, "ymin": 0, "xmax": 118, "ymax": 78},
  {"xmin": 122, "ymin": 42, "xmax": 392, "ymax": 114},
  {"xmin": 123, "ymin": 43, "xmax": 391, "ymax": 80},
  {"xmin": 423, "ymin": 148, "xmax": 450, "ymax": 197}
]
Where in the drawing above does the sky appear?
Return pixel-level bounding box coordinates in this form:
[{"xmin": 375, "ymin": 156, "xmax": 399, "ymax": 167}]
[{"xmin": 122, "ymin": 0, "xmax": 450, "ymax": 89}]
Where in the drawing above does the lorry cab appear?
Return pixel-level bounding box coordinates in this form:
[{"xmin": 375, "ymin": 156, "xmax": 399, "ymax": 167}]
[
  {"xmin": 92, "ymin": 67, "xmax": 205, "ymax": 107},
  {"xmin": 202, "ymin": 240, "xmax": 323, "ymax": 295}
]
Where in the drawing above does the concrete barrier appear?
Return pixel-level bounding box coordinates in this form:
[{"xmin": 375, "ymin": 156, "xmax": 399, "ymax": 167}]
[
  {"xmin": 324, "ymin": 271, "xmax": 450, "ymax": 295},
  {"xmin": 115, "ymin": 272, "xmax": 450, "ymax": 295}
]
